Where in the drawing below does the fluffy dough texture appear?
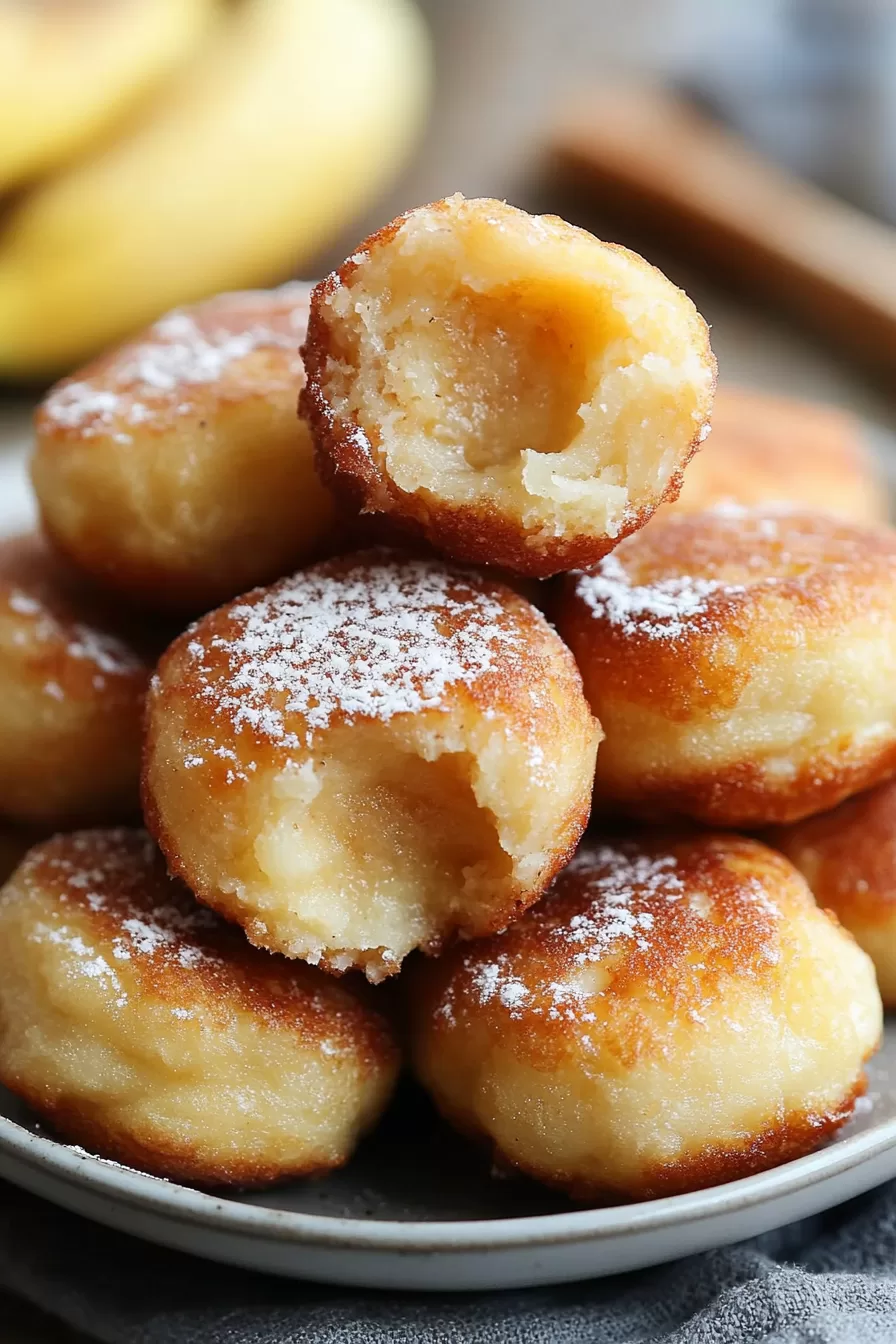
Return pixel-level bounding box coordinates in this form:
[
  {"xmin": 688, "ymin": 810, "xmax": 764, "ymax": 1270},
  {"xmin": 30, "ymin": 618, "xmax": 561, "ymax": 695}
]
[
  {"xmin": 0, "ymin": 829, "xmax": 399, "ymax": 1186},
  {"xmin": 666, "ymin": 386, "xmax": 886, "ymax": 522},
  {"xmin": 555, "ymin": 507, "xmax": 896, "ymax": 826},
  {"xmin": 771, "ymin": 779, "xmax": 896, "ymax": 1007},
  {"xmin": 32, "ymin": 284, "xmax": 336, "ymax": 614},
  {"xmin": 143, "ymin": 551, "xmax": 599, "ymax": 981},
  {"xmin": 0, "ymin": 534, "xmax": 152, "ymax": 825},
  {"xmin": 301, "ymin": 194, "xmax": 715, "ymax": 577},
  {"xmin": 407, "ymin": 833, "xmax": 881, "ymax": 1202}
]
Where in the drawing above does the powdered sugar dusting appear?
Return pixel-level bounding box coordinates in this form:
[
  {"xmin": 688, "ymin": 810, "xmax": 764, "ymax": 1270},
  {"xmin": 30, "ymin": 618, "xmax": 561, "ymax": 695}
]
[
  {"xmin": 66, "ymin": 624, "xmax": 143, "ymax": 678},
  {"xmin": 575, "ymin": 552, "xmax": 739, "ymax": 639},
  {"xmin": 43, "ymin": 383, "xmax": 122, "ymax": 429},
  {"xmin": 8, "ymin": 591, "xmax": 40, "ymax": 617},
  {"xmin": 188, "ymin": 557, "xmax": 521, "ymax": 751},
  {"xmin": 4, "ymin": 584, "xmax": 144, "ymax": 690},
  {"xmin": 438, "ymin": 846, "xmax": 687, "ymax": 1026},
  {"xmin": 470, "ymin": 959, "xmax": 531, "ymax": 1010},
  {"xmin": 43, "ymin": 290, "xmax": 309, "ymax": 435},
  {"xmin": 15, "ymin": 831, "xmax": 222, "ymax": 1004},
  {"xmin": 123, "ymin": 312, "xmax": 295, "ymax": 393},
  {"xmin": 114, "ymin": 910, "xmax": 217, "ymax": 969},
  {"xmin": 438, "ymin": 841, "xmax": 783, "ymax": 1028},
  {"xmin": 9, "ymin": 830, "xmax": 376, "ymax": 1053},
  {"xmin": 557, "ymin": 846, "xmax": 682, "ymax": 964},
  {"xmin": 36, "ymin": 926, "xmax": 124, "ymax": 989}
]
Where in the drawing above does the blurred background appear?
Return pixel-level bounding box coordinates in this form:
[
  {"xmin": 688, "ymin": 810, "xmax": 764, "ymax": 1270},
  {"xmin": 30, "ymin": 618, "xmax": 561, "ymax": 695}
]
[{"xmin": 1, "ymin": 0, "xmax": 895, "ymax": 428}]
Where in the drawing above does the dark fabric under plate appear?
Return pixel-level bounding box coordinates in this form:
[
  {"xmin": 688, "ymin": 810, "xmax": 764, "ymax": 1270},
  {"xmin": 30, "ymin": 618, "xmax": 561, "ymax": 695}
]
[{"xmin": 3, "ymin": 1179, "xmax": 896, "ymax": 1343}]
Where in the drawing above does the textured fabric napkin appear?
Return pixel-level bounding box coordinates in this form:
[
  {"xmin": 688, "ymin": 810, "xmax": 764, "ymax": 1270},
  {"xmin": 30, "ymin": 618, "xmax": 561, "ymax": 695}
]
[{"xmin": 3, "ymin": 1179, "xmax": 896, "ymax": 1343}]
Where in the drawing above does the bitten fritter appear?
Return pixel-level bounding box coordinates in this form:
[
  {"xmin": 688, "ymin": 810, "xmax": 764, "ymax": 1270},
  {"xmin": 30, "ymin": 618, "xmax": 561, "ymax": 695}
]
[
  {"xmin": 556, "ymin": 507, "xmax": 896, "ymax": 826},
  {"xmin": 0, "ymin": 830, "xmax": 399, "ymax": 1187},
  {"xmin": 32, "ymin": 284, "xmax": 336, "ymax": 614},
  {"xmin": 0, "ymin": 533, "xmax": 152, "ymax": 826},
  {"xmin": 407, "ymin": 834, "xmax": 881, "ymax": 1203},
  {"xmin": 302, "ymin": 194, "xmax": 715, "ymax": 577},
  {"xmin": 771, "ymin": 778, "xmax": 896, "ymax": 1007},
  {"xmin": 143, "ymin": 551, "xmax": 599, "ymax": 981},
  {"xmin": 666, "ymin": 386, "xmax": 886, "ymax": 522}
]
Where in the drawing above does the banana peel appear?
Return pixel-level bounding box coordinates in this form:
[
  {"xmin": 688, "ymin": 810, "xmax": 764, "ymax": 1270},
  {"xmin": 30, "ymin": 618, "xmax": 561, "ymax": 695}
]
[
  {"xmin": 0, "ymin": 0, "xmax": 218, "ymax": 190},
  {"xmin": 0, "ymin": 0, "xmax": 431, "ymax": 378}
]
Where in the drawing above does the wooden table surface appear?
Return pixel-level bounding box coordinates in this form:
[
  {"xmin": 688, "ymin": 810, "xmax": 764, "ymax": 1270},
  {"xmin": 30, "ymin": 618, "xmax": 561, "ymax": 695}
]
[{"xmin": 3, "ymin": 0, "xmax": 895, "ymax": 1337}]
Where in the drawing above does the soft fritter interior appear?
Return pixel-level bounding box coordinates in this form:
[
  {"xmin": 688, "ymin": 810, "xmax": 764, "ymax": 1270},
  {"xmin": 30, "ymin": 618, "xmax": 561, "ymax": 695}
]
[
  {"xmin": 247, "ymin": 728, "xmax": 513, "ymax": 973},
  {"xmin": 327, "ymin": 207, "xmax": 708, "ymax": 536}
]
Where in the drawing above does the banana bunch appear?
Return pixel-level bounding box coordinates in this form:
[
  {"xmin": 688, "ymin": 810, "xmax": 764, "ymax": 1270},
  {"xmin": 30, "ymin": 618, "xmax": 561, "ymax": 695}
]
[
  {"xmin": 0, "ymin": 0, "xmax": 217, "ymax": 191},
  {"xmin": 0, "ymin": 0, "xmax": 431, "ymax": 378}
]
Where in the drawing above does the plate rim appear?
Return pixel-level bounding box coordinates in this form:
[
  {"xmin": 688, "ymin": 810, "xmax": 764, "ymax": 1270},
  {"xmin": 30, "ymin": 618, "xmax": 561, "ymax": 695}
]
[{"xmin": 2, "ymin": 1103, "xmax": 896, "ymax": 1253}]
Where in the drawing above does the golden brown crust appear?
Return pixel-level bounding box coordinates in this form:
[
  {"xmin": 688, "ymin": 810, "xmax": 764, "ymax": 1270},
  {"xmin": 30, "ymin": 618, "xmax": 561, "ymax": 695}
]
[
  {"xmin": 506, "ymin": 1080, "xmax": 867, "ymax": 1204},
  {"xmin": 310, "ymin": 433, "xmax": 667, "ymax": 579},
  {"xmin": 767, "ymin": 780, "xmax": 896, "ymax": 1007},
  {"xmin": 555, "ymin": 509, "xmax": 896, "ymax": 826},
  {"xmin": 407, "ymin": 832, "xmax": 880, "ymax": 1203},
  {"xmin": 589, "ymin": 744, "xmax": 896, "ymax": 831},
  {"xmin": 410, "ymin": 834, "xmax": 799, "ymax": 1068},
  {"xmin": 558, "ymin": 510, "xmax": 896, "ymax": 722},
  {"xmin": 4, "ymin": 1085, "xmax": 352, "ymax": 1190},
  {"xmin": 431, "ymin": 1075, "xmax": 867, "ymax": 1205},
  {"xmin": 32, "ymin": 285, "xmax": 335, "ymax": 614},
  {"xmin": 315, "ymin": 518, "xmax": 553, "ymax": 610},
  {"xmin": 146, "ymin": 547, "xmax": 584, "ymax": 767},
  {"xmin": 667, "ymin": 386, "xmax": 886, "ymax": 522},
  {"xmin": 0, "ymin": 531, "xmax": 164, "ymax": 664},
  {"xmin": 18, "ymin": 830, "xmax": 391, "ymax": 1052},
  {"xmin": 0, "ymin": 533, "xmax": 155, "ymax": 826},
  {"xmin": 771, "ymin": 780, "xmax": 896, "ymax": 924},
  {"xmin": 36, "ymin": 286, "xmax": 311, "ymax": 446},
  {"xmin": 301, "ymin": 196, "xmax": 715, "ymax": 577},
  {"xmin": 630, "ymin": 1080, "xmax": 866, "ymax": 1200},
  {"xmin": 0, "ymin": 829, "xmax": 399, "ymax": 1188}
]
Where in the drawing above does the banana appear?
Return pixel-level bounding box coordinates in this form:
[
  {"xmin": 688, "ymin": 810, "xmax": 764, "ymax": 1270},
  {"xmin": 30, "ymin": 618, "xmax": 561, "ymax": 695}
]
[
  {"xmin": 0, "ymin": 0, "xmax": 217, "ymax": 190},
  {"xmin": 0, "ymin": 0, "xmax": 431, "ymax": 378}
]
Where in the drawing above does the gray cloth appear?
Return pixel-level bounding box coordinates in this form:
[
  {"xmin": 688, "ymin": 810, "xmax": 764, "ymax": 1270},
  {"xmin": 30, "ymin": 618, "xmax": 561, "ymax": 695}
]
[{"xmin": 3, "ymin": 1182, "xmax": 896, "ymax": 1342}]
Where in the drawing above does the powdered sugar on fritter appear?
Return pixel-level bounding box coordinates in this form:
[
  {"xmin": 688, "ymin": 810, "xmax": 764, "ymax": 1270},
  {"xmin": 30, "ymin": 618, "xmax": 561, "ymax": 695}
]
[
  {"xmin": 575, "ymin": 553, "xmax": 735, "ymax": 639},
  {"xmin": 43, "ymin": 294, "xmax": 308, "ymax": 433},
  {"xmin": 44, "ymin": 383, "xmax": 122, "ymax": 429},
  {"xmin": 20, "ymin": 831, "xmax": 222, "ymax": 997},
  {"xmin": 436, "ymin": 842, "xmax": 785, "ymax": 1031},
  {"xmin": 5, "ymin": 585, "xmax": 144, "ymax": 688},
  {"xmin": 191, "ymin": 557, "xmax": 522, "ymax": 748},
  {"xmin": 558, "ymin": 847, "xmax": 683, "ymax": 964},
  {"xmin": 471, "ymin": 958, "xmax": 531, "ymax": 1010},
  {"xmin": 122, "ymin": 312, "xmax": 295, "ymax": 392},
  {"xmin": 66, "ymin": 623, "xmax": 143, "ymax": 678},
  {"xmin": 439, "ymin": 847, "xmax": 687, "ymax": 1025},
  {"xmin": 8, "ymin": 830, "xmax": 364, "ymax": 1048}
]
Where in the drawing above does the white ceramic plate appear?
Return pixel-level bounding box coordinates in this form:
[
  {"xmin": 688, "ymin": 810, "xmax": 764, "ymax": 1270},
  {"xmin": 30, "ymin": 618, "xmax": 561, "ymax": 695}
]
[
  {"xmin": 2, "ymin": 428, "xmax": 896, "ymax": 1291},
  {"xmin": 2, "ymin": 1040, "xmax": 896, "ymax": 1291}
]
